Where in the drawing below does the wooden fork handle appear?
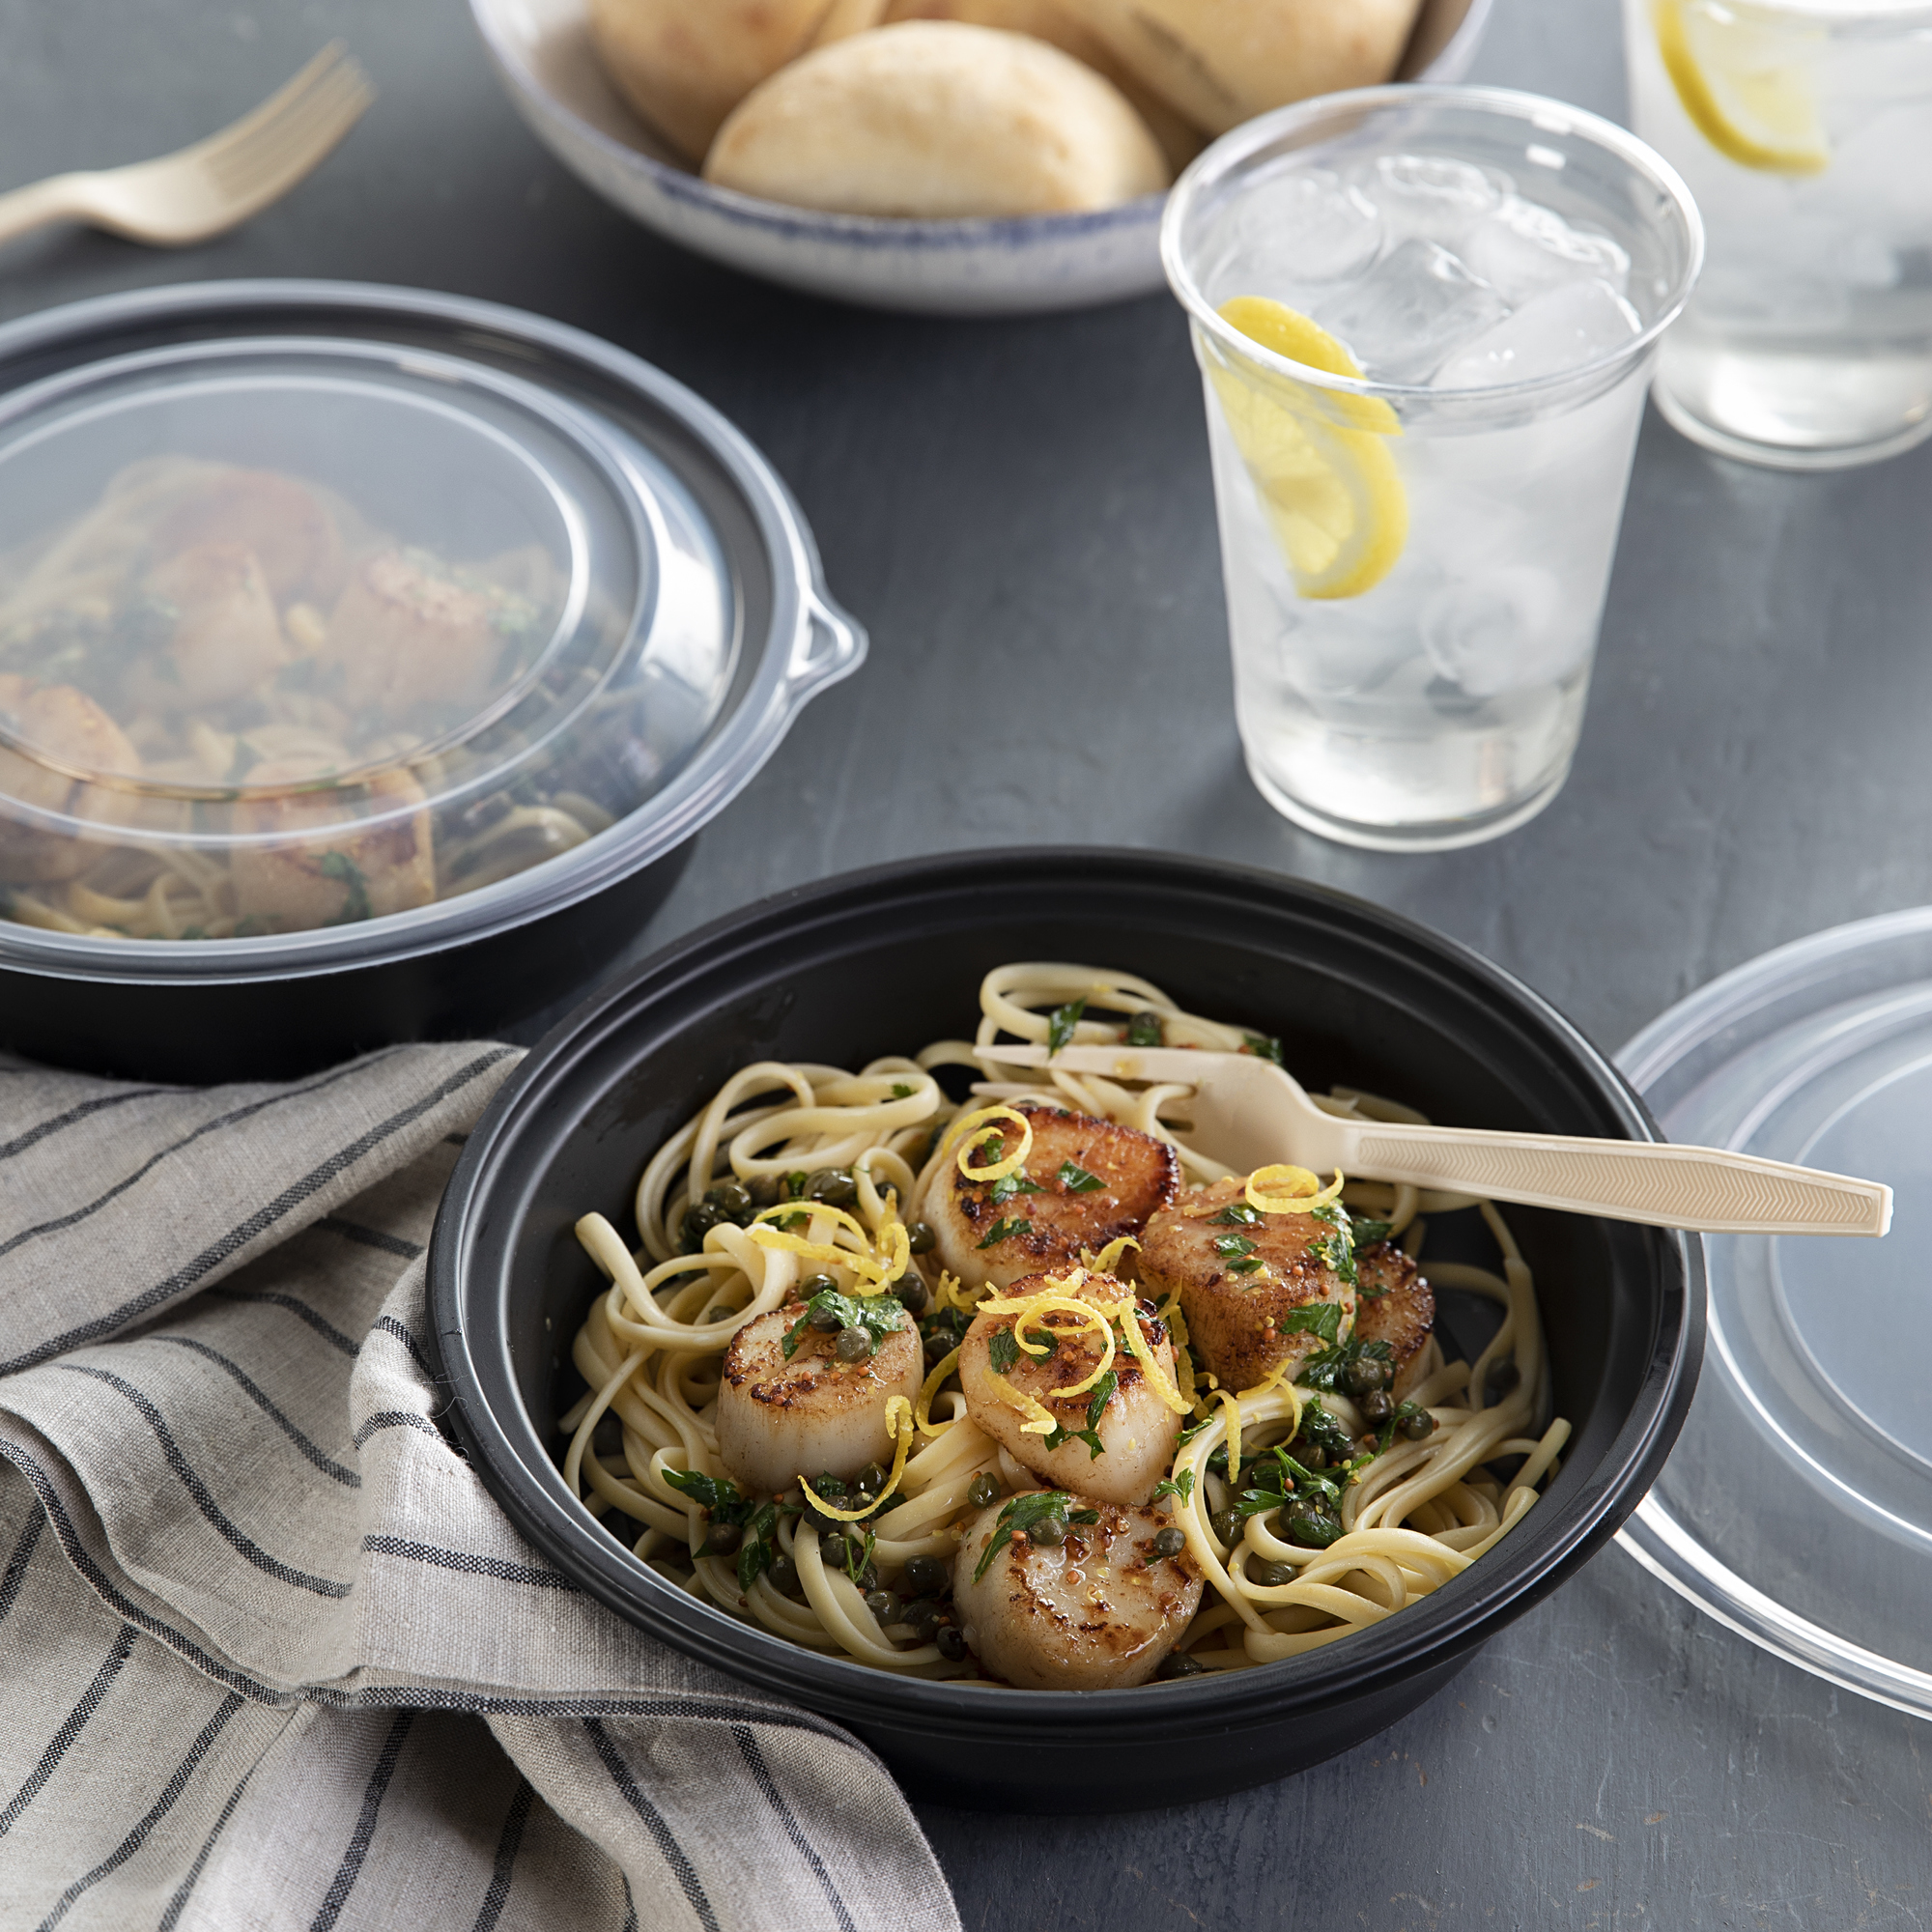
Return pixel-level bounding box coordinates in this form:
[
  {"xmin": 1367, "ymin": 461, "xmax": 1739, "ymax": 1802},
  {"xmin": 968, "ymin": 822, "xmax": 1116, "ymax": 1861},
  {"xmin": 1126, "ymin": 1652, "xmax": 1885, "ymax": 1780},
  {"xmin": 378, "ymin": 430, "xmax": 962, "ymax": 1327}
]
[
  {"xmin": 1343, "ymin": 1123, "xmax": 1891, "ymax": 1236},
  {"xmin": 0, "ymin": 174, "xmax": 91, "ymax": 249}
]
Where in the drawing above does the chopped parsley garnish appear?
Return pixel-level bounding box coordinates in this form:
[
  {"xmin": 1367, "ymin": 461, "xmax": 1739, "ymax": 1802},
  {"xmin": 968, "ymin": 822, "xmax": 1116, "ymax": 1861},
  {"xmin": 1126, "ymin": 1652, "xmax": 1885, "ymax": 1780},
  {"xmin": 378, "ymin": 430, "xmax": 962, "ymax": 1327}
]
[
  {"xmin": 785, "ymin": 1172, "xmax": 810, "ymax": 1199},
  {"xmin": 1125, "ymin": 1011, "xmax": 1164, "ymax": 1048},
  {"xmin": 1151, "ymin": 1469, "xmax": 1196, "ymax": 1505},
  {"xmin": 1204, "ymin": 1442, "xmax": 1354, "ymax": 1542},
  {"xmin": 988, "ymin": 1170, "xmax": 1042, "ymax": 1207},
  {"xmin": 988, "ymin": 1327, "xmax": 1021, "ymax": 1375},
  {"xmin": 974, "ymin": 1492, "xmax": 1099, "ymax": 1581},
  {"xmin": 1058, "ymin": 1160, "xmax": 1104, "ymax": 1194},
  {"xmin": 1242, "ymin": 1033, "xmax": 1284, "ymax": 1065},
  {"xmin": 1277, "ymin": 1301, "xmax": 1344, "ymax": 1347},
  {"xmin": 1352, "ymin": 1217, "xmax": 1394, "ymax": 1246},
  {"xmin": 662, "ymin": 1468, "xmax": 791, "ymax": 1592},
  {"xmin": 978, "ymin": 1216, "xmax": 1032, "ymax": 1249},
  {"xmin": 891, "ymin": 1082, "xmax": 915, "ymax": 1099},
  {"xmin": 1209, "ymin": 1201, "xmax": 1264, "ymax": 1228},
  {"xmin": 1042, "ymin": 1424, "xmax": 1105, "ymax": 1459},
  {"xmin": 1212, "ymin": 1232, "xmax": 1265, "ymax": 1276},
  {"xmin": 1047, "ymin": 996, "xmax": 1088, "ymax": 1055},
  {"xmin": 1084, "ymin": 1369, "xmax": 1118, "ymax": 1428},
  {"xmin": 1308, "ymin": 1201, "xmax": 1358, "ymax": 1288},
  {"xmin": 1044, "ymin": 1368, "xmax": 1118, "ymax": 1456},
  {"xmin": 780, "ymin": 1289, "xmax": 908, "ymax": 1360},
  {"xmin": 1294, "ymin": 1333, "xmax": 1395, "ymax": 1395},
  {"xmin": 320, "ymin": 851, "xmax": 372, "ymax": 923}
]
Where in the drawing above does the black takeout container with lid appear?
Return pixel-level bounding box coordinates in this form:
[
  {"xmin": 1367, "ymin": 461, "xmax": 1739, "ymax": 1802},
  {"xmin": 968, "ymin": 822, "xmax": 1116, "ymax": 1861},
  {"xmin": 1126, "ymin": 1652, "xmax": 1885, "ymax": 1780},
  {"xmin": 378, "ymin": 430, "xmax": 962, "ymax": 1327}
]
[
  {"xmin": 426, "ymin": 848, "xmax": 1704, "ymax": 1809},
  {"xmin": 0, "ymin": 280, "xmax": 863, "ymax": 1081}
]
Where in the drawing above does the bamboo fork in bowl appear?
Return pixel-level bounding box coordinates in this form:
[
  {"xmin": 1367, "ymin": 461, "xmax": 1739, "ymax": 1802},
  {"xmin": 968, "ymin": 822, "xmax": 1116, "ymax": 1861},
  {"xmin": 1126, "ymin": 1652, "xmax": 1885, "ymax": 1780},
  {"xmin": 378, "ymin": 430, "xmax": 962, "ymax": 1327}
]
[
  {"xmin": 977, "ymin": 1042, "xmax": 1891, "ymax": 1236},
  {"xmin": 0, "ymin": 43, "xmax": 373, "ymax": 251}
]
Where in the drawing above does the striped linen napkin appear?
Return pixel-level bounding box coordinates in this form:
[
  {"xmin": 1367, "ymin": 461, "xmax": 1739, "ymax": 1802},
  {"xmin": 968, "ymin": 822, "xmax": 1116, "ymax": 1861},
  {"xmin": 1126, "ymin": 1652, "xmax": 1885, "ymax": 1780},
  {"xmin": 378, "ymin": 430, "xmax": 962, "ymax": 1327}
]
[{"xmin": 0, "ymin": 1043, "xmax": 960, "ymax": 1932}]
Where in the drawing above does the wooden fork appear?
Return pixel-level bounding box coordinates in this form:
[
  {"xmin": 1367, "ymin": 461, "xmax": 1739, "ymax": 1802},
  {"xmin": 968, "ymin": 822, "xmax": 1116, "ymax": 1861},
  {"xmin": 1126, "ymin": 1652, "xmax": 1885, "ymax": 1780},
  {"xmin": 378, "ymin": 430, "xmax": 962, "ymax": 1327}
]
[
  {"xmin": 0, "ymin": 43, "xmax": 373, "ymax": 251},
  {"xmin": 977, "ymin": 1042, "xmax": 1892, "ymax": 1237}
]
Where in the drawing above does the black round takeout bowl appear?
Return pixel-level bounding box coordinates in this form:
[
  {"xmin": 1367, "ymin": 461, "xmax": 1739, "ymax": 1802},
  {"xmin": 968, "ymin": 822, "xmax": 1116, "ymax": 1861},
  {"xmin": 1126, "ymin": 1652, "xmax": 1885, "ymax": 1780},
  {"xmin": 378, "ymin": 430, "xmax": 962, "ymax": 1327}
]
[{"xmin": 428, "ymin": 849, "xmax": 1704, "ymax": 1810}]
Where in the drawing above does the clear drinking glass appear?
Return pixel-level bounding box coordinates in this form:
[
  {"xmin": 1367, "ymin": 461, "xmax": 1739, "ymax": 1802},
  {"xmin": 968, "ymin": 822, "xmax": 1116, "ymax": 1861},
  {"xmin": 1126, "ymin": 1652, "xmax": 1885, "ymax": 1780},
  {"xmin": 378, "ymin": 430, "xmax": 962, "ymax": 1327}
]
[
  {"xmin": 1625, "ymin": 0, "xmax": 1932, "ymax": 469},
  {"xmin": 1162, "ymin": 88, "xmax": 1702, "ymax": 853}
]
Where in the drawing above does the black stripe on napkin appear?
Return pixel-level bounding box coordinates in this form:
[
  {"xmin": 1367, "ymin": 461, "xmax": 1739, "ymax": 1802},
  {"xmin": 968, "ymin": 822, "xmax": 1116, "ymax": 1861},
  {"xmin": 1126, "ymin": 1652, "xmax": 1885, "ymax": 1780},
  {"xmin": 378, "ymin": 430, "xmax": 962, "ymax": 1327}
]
[
  {"xmin": 156, "ymin": 1751, "xmax": 263, "ymax": 1932},
  {"xmin": 32, "ymin": 1692, "xmax": 244, "ymax": 1932},
  {"xmin": 310, "ymin": 1710, "xmax": 414, "ymax": 1932},
  {"xmin": 0, "ymin": 1625, "xmax": 137, "ymax": 1838},
  {"xmin": 360, "ymin": 1535, "xmax": 577, "ymax": 1591},
  {"xmin": 584, "ymin": 1718, "xmax": 721, "ymax": 1932},
  {"xmin": 470, "ymin": 1777, "xmax": 535, "ymax": 1932},
  {"xmin": 0, "ymin": 1088, "xmax": 174, "ymax": 1165},
  {"xmin": 733, "ymin": 1726, "xmax": 858, "ymax": 1932},
  {"xmin": 0, "ymin": 1509, "xmax": 43, "ymax": 1624},
  {"xmin": 148, "ymin": 1336, "xmax": 359, "ymax": 1487},
  {"xmin": 320, "ymin": 1217, "xmax": 424, "ymax": 1261},
  {"xmin": 58, "ymin": 1367, "xmax": 353, "ymax": 1599}
]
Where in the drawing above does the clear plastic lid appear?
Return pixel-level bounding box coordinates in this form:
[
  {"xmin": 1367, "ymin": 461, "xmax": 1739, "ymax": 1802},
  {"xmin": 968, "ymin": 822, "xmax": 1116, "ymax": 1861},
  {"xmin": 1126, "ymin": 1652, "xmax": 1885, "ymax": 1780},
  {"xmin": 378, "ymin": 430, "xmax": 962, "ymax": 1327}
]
[
  {"xmin": 1616, "ymin": 907, "xmax": 1932, "ymax": 1718},
  {"xmin": 0, "ymin": 336, "xmax": 733, "ymax": 940}
]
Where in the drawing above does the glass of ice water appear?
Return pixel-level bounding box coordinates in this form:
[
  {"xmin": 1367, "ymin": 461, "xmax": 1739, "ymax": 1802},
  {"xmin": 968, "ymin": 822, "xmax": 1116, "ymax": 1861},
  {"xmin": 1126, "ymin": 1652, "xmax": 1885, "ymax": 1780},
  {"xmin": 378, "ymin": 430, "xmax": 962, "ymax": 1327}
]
[
  {"xmin": 1162, "ymin": 88, "xmax": 1702, "ymax": 853},
  {"xmin": 1626, "ymin": 0, "xmax": 1932, "ymax": 469}
]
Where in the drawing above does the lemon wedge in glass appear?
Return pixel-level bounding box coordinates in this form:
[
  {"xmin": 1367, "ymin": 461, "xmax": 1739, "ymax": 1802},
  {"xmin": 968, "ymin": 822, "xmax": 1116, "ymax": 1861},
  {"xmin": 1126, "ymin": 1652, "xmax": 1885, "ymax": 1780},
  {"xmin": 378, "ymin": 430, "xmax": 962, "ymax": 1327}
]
[
  {"xmin": 1654, "ymin": 0, "xmax": 1829, "ymax": 175},
  {"xmin": 1208, "ymin": 297, "xmax": 1406, "ymax": 602}
]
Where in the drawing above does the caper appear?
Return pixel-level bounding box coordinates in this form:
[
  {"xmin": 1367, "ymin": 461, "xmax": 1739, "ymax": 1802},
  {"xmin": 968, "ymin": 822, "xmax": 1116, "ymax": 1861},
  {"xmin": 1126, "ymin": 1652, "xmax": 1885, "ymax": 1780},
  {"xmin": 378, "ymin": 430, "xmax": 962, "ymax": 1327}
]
[
  {"xmin": 1027, "ymin": 1512, "xmax": 1067, "ymax": 1547},
  {"xmin": 1151, "ymin": 1526, "xmax": 1186, "ymax": 1560},
  {"xmin": 798, "ymin": 1272, "xmax": 838, "ymax": 1299},
  {"xmin": 835, "ymin": 1326, "xmax": 873, "ymax": 1364},
  {"xmin": 849, "ymin": 1490, "xmax": 877, "ymax": 1517},
  {"xmin": 923, "ymin": 1333, "xmax": 956, "ymax": 1369},
  {"xmin": 935, "ymin": 1626, "xmax": 968, "ymax": 1662},
  {"xmin": 698, "ymin": 1520, "xmax": 742, "ymax": 1557},
  {"xmin": 1285, "ymin": 1503, "xmax": 1343, "ymax": 1549},
  {"xmin": 1250, "ymin": 1559, "xmax": 1294, "ymax": 1588},
  {"xmin": 748, "ymin": 1174, "xmax": 783, "ymax": 1208},
  {"xmin": 854, "ymin": 1562, "xmax": 879, "ymax": 1593},
  {"xmin": 808, "ymin": 1305, "xmax": 844, "ymax": 1336},
  {"xmin": 1359, "ymin": 1388, "xmax": 1395, "ymax": 1426},
  {"xmin": 893, "ymin": 1275, "xmax": 928, "ymax": 1313},
  {"xmin": 1292, "ymin": 1439, "xmax": 1328, "ymax": 1470},
  {"xmin": 807, "ymin": 1168, "xmax": 858, "ymax": 1207},
  {"xmin": 1486, "ymin": 1360, "xmax": 1521, "ymax": 1401},
  {"xmin": 905, "ymin": 1599, "xmax": 946, "ymax": 1640},
  {"xmin": 866, "ymin": 1588, "xmax": 903, "ymax": 1625},
  {"xmin": 903, "ymin": 1554, "xmax": 949, "ymax": 1598},
  {"xmin": 704, "ymin": 1304, "xmax": 736, "ymax": 1325},
  {"xmin": 1209, "ymin": 1508, "xmax": 1242, "ymax": 1547},
  {"xmin": 678, "ymin": 1204, "xmax": 724, "ymax": 1251},
  {"xmin": 1400, "ymin": 1410, "xmax": 1437, "ymax": 1442},
  {"xmin": 856, "ymin": 1462, "xmax": 888, "ymax": 1494},
  {"xmin": 1154, "ymin": 1651, "xmax": 1206, "ymax": 1681},
  {"xmin": 967, "ymin": 1472, "xmax": 1001, "ymax": 1510},
  {"xmin": 820, "ymin": 1532, "xmax": 851, "ymax": 1570},
  {"xmin": 768, "ymin": 1554, "xmax": 801, "ymax": 1597},
  {"xmin": 803, "ymin": 1500, "xmax": 842, "ymax": 1534},
  {"xmin": 1342, "ymin": 1354, "xmax": 1391, "ymax": 1397},
  {"xmin": 703, "ymin": 1179, "xmax": 753, "ymax": 1222},
  {"xmin": 906, "ymin": 1220, "xmax": 937, "ymax": 1255}
]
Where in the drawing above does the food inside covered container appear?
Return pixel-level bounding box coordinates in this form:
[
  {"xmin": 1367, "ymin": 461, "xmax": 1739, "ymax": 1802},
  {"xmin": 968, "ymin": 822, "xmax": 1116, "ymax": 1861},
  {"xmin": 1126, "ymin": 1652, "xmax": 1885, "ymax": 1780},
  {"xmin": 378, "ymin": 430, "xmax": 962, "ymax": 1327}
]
[{"xmin": 0, "ymin": 338, "xmax": 732, "ymax": 942}]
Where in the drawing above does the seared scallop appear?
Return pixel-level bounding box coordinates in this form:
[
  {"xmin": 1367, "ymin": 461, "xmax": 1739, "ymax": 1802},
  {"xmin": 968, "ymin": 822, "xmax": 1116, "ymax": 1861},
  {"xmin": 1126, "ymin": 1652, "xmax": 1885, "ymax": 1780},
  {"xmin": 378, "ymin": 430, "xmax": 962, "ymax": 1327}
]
[
  {"xmin": 716, "ymin": 1305, "xmax": 923, "ymax": 1498},
  {"xmin": 921, "ymin": 1105, "xmax": 1178, "ymax": 1293},
  {"xmin": 1352, "ymin": 1240, "xmax": 1436, "ymax": 1400},
  {"xmin": 320, "ymin": 549, "xmax": 506, "ymax": 715},
  {"xmin": 952, "ymin": 1494, "xmax": 1204, "ymax": 1689},
  {"xmin": 229, "ymin": 758, "xmax": 437, "ymax": 932},
  {"xmin": 1137, "ymin": 1175, "xmax": 1355, "ymax": 1394},
  {"xmin": 153, "ymin": 468, "xmax": 344, "ymax": 604},
  {"xmin": 130, "ymin": 542, "xmax": 288, "ymax": 710},
  {"xmin": 958, "ymin": 1270, "xmax": 1181, "ymax": 1505},
  {"xmin": 0, "ymin": 676, "xmax": 143, "ymax": 882}
]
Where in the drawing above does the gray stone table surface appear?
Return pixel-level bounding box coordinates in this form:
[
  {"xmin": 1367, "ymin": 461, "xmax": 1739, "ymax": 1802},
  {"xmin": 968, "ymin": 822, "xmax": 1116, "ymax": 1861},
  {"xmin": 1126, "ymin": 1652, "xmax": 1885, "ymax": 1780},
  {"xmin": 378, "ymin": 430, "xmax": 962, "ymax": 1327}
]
[{"xmin": 4, "ymin": 0, "xmax": 1930, "ymax": 1924}]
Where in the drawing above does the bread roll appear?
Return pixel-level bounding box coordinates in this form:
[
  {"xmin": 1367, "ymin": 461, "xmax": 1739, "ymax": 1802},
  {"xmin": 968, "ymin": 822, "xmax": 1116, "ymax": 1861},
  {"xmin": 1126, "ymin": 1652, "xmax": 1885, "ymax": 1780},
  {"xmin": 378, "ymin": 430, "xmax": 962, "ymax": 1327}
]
[
  {"xmin": 588, "ymin": 0, "xmax": 888, "ymax": 161},
  {"xmin": 703, "ymin": 21, "xmax": 1170, "ymax": 216},
  {"xmin": 882, "ymin": 0, "xmax": 1204, "ymax": 169},
  {"xmin": 1062, "ymin": 0, "xmax": 1425, "ymax": 136}
]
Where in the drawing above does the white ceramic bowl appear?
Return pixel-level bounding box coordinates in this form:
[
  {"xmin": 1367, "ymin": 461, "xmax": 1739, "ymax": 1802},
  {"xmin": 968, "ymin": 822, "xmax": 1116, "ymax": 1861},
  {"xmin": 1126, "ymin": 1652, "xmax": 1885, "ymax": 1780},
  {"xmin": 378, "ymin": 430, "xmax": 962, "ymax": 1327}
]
[{"xmin": 469, "ymin": 0, "xmax": 1494, "ymax": 316}]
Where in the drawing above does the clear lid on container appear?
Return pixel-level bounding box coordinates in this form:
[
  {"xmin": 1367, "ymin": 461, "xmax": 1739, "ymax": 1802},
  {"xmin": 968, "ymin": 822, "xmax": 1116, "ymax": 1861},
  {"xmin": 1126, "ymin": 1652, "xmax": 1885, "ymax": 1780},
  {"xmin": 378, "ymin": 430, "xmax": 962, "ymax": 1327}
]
[
  {"xmin": 0, "ymin": 335, "xmax": 734, "ymax": 941},
  {"xmin": 1617, "ymin": 908, "xmax": 1932, "ymax": 1718}
]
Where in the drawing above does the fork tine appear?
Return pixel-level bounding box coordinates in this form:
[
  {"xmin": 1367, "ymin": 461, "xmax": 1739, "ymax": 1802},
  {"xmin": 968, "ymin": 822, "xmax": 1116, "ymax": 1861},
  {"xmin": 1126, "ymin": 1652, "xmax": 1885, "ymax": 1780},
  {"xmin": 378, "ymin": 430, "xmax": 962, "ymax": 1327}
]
[
  {"xmin": 202, "ymin": 58, "xmax": 373, "ymax": 205},
  {"xmin": 180, "ymin": 43, "xmax": 359, "ymax": 168}
]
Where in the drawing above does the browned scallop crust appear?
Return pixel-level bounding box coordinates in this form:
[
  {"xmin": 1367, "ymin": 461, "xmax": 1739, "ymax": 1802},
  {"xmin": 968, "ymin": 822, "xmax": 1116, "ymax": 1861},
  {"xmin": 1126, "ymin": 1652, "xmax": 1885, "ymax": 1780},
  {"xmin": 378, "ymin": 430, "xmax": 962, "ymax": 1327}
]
[
  {"xmin": 1351, "ymin": 1241, "xmax": 1435, "ymax": 1399},
  {"xmin": 951, "ymin": 1495, "xmax": 1204, "ymax": 1689},
  {"xmin": 956, "ymin": 1270, "xmax": 1181, "ymax": 1504},
  {"xmin": 928, "ymin": 1105, "xmax": 1178, "ymax": 1288},
  {"xmin": 1136, "ymin": 1175, "xmax": 1354, "ymax": 1393}
]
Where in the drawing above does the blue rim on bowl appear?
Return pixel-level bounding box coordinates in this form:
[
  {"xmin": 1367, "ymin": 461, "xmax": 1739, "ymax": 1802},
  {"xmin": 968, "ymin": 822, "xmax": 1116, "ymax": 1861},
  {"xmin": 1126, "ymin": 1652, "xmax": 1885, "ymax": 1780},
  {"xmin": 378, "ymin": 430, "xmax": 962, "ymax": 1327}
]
[{"xmin": 469, "ymin": 0, "xmax": 1496, "ymax": 314}]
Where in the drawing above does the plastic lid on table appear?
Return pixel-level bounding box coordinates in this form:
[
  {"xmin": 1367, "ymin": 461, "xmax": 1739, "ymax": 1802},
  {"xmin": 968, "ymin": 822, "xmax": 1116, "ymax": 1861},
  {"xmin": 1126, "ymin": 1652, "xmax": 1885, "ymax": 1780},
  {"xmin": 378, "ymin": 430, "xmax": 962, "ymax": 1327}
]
[
  {"xmin": 1616, "ymin": 907, "xmax": 1932, "ymax": 1718},
  {"xmin": 0, "ymin": 332, "xmax": 732, "ymax": 941}
]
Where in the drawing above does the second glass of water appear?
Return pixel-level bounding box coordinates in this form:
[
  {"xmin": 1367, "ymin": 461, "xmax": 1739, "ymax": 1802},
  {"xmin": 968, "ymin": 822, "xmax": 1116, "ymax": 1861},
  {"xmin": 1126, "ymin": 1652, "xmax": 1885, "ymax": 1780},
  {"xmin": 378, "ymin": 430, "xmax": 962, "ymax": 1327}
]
[{"xmin": 1162, "ymin": 88, "xmax": 1702, "ymax": 853}]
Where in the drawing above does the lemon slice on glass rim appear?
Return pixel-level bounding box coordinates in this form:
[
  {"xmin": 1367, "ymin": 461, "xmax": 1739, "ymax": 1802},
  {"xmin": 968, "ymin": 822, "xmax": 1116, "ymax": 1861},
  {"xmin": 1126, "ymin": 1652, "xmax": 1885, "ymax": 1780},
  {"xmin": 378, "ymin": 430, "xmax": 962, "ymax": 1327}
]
[
  {"xmin": 1653, "ymin": 0, "xmax": 1829, "ymax": 175},
  {"xmin": 1208, "ymin": 297, "xmax": 1406, "ymax": 603}
]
